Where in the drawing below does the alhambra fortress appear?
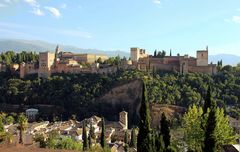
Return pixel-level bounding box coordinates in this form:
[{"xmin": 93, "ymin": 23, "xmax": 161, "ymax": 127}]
[{"xmin": 6, "ymin": 46, "xmax": 216, "ymax": 78}]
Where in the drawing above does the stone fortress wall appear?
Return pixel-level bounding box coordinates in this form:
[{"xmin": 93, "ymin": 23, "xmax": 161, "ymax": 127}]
[
  {"xmin": 19, "ymin": 45, "xmax": 217, "ymax": 78},
  {"xmin": 131, "ymin": 46, "xmax": 217, "ymax": 74}
]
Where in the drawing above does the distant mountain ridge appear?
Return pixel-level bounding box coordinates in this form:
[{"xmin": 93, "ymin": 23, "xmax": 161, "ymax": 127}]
[
  {"xmin": 0, "ymin": 39, "xmax": 239, "ymax": 65},
  {"xmin": 209, "ymin": 54, "xmax": 240, "ymax": 66},
  {"xmin": 0, "ymin": 39, "xmax": 130, "ymax": 58}
]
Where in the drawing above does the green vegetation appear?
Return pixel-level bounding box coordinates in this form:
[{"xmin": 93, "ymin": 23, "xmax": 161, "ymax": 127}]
[
  {"xmin": 0, "ymin": 51, "xmax": 38, "ymax": 65},
  {"xmin": 182, "ymin": 90, "xmax": 236, "ymax": 152},
  {"xmin": 130, "ymin": 127, "xmax": 137, "ymax": 148},
  {"xmin": 83, "ymin": 120, "xmax": 89, "ymax": 151},
  {"xmin": 137, "ymin": 82, "xmax": 153, "ymax": 152},
  {"xmin": 100, "ymin": 117, "xmax": 106, "ymax": 149},
  {"xmin": 17, "ymin": 113, "xmax": 28, "ymax": 144},
  {"xmin": 1, "ymin": 64, "xmax": 240, "ymax": 120}
]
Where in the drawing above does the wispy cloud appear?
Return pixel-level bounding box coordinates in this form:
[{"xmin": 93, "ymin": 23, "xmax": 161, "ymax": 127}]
[
  {"xmin": 44, "ymin": 6, "xmax": 61, "ymax": 18},
  {"xmin": 0, "ymin": 22, "xmax": 93, "ymax": 39},
  {"xmin": 24, "ymin": 0, "xmax": 39, "ymax": 7},
  {"xmin": 31, "ymin": 7, "xmax": 44, "ymax": 16},
  {"xmin": 232, "ymin": 16, "xmax": 240, "ymax": 24},
  {"xmin": 153, "ymin": 0, "xmax": 161, "ymax": 4}
]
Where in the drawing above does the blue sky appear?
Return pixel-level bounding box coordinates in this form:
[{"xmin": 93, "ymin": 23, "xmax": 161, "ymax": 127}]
[{"xmin": 0, "ymin": 0, "xmax": 240, "ymax": 56}]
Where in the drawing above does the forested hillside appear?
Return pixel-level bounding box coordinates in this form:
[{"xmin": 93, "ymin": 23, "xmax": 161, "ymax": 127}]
[{"xmin": 0, "ymin": 65, "xmax": 240, "ymax": 121}]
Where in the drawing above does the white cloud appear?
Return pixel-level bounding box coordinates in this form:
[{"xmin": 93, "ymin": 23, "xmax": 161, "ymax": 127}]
[
  {"xmin": 45, "ymin": 6, "xmax": 61, "ymax": 18},
  {"xmin": 31, "ymin": 7, "xmax": 44, "ymax": 16},
  {"xmin": 153, "ymin": 0, "xmax": 161, "ymax": 4},
  {"xmin": 60, "ymin": 3, "xmax": 67, "ymax": 9},
  {"xmin": 24, "ymin": 0, "xmax": 38, "ymax": 7},
  {"xmin": 232, "ymin": 16, "xmax": 240, "ymax": 24},
  {"xmin": 0, "ymin": 3, "xmax": 7, "ymax": 7}
]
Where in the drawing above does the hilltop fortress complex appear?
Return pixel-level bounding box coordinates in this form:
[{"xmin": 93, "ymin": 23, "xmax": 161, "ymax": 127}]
[
  {"xmin": 18, "ymin": 46, "xmax": 217, "ymax": 78},
  {"xmin": 131, "ymin": 46, "xmax": 217, "ymax": 74}
]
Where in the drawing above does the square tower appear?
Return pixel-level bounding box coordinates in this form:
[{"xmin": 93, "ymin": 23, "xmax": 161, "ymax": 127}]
[
  {"xmin": 119, "ymin": 111, "xmax": 128, "ymax": 130},
  {"xmin": 196, "ymin": 48, "xmax": 208, "ymax": 66},
  {"xmin": 38, "ymin": 52, "xmax": 55, "ymax": 78},
  {"xmin": 131, "ymin": 48, "xmax": 140, "ymax": 62}
]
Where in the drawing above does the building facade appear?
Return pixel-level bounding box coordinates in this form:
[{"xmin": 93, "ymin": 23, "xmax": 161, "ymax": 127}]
[{"xmin": 131, "ymin": 46, "xmax": 217, "ymax": 74}]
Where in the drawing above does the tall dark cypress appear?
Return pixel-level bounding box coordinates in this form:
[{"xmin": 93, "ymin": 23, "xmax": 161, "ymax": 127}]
[
  {"xmin": 203, "ymin": 86, "xmax": 212, "ymax": 114},
  {"xmin": 82, "ymin": 120, "xmax": 89, "ymax": 151},
  {"xmin": 203, "ymin": 88, "xmax": 217, "ymax": 152},
  {"xmin": 130, "ymin": 128, "xmax": 137, "ymax": 148},
  {"xmin": 137, "ymin": 81, "xmax": 153, "ymax": 152},
  {"xmin": 88, "ymin": 122, "xmax": 93, "ymax": 148},
  {"xmin": 124, "ymin": 131, "xmax": 129, "ymax": 144},
  {"xmin": 160, "ymin": 112, "xmax": 170, "ymax": 148},
  {"xmin": 100, "ymin": 117, "xmax": 106, "ymax": 148},
  {"xmin": 124, "ymin": 131, "xmax": 129, "ymax": 152},
  {"xmin": 155, "ymin": 134, "xmax": 165, "ymax": 152}
]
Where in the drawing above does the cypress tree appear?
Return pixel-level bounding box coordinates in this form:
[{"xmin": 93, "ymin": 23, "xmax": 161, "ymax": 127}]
[
  {"xmin": 124, "ymin": 131, "xmax": 129, "ymax": 152},
  {"xmin": 82, "ymin": 120, "xmax": 89, "ymax": 151},
  {"xmin": 160, "ymin": 112, "xmax": 170, "ymax": 148},
  {"xmin": 137, "ymin": 81, "xmax": 153, "ymax": 152},
  {"xmin": 170, "ymin": 49, "xmax": 172, "ymax": 56},
  {"xmin": 89, "ymin": 121, "xmax": 95, "ymax": 139},
  {"xmin": 130, "ymin": 128, "xmax": 137, "ymax": 148},
  {"xmin": 100, "ymin": 117, "xmax": 106, "ymax": 148},
  {"xmin": 203, "ymin": 88, "xmax": 217, "ymax": 152},
  {"xmin": 203, "ymin": 86, "xmax": 212, "ymax": 115},
  {"xmin": 155, "ymin": 134, "xmax": 165, "ymax": 152},
  {"xmin": 88, "ymin": 122, "xmax": 93, "ymax": 148},
  {"xmin": 88, "ymin": 133, "xmax": 92, "ymax": 149},
  {"xmin": 124, "ymin": 131, "xmax": 129, "ymax": 144}
]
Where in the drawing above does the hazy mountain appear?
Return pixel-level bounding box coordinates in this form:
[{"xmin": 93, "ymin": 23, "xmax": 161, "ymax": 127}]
[
  {"xmin": 0, "ymin": 39, "xmax": 130, "ymax": 58},
  {"xmin": 209, "ymin": 54, "xmax": 240, "ymax": 66}
]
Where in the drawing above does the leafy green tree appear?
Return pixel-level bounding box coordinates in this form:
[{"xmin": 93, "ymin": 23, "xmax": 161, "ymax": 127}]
[
  {"xmin": 100, "ymin": 117, "xmax": 106, "ymax": 148},
  {"xmin": 6, "ymin": 115, "xmax": 14, "ymax": 125},
  {"xmin": 17, "ymin": 113, "xmax": 28, "ymax": 144},
  {"xmin": 0, "ymin": 117, "xmax": 4, "ymax": 133},
  {"xmin": 137, "ymin": 81, "xmax": 154, "ymax": 152},
  {"xmin": 82, "ymin": 120, "xmax": 89, "ymax": 151},
  {"xmin": 183, "ymin": 105, "xmax": 204, "ymax": 152},
  {"xmin": 160, "ymin": 112, "xmax": 171, "ymax": 148}
]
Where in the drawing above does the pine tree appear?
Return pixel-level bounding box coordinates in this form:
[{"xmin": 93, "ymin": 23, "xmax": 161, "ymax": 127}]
[
  {"xmin": 82, "ymin": 120, "xmax": 89, "ymax": 151},
  {"xmin": 203, "ymin": 89, "xmax": 217, "ymax": 152},
  {"xmin": 137, "ymin": 81, "xmax": 153, "ymax": 152},
  {"xmin": 100, "ymin": 117, "xmax": 106, "ymax": 148},
  {"xmin": 130, "ymin": 128, "xmax": 137, "ymax": 148},
  {"xmin": 160, "ymin": 112, "xmax": 170, "ymax": 148}
]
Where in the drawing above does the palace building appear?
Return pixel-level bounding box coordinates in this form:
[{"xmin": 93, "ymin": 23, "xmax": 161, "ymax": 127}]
[
  {"xmin": 20, "ymin": 46, "xmax": 110, "ymax": 78},
  {"xmin": 130, "ymin": 46, "xmax": 217, "ymax": 74}
]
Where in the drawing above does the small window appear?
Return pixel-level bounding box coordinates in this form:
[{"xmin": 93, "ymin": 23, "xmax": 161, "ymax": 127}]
[{"xmin": 202, "ymin": 54, "xmax": 203, "ymax": 57}]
